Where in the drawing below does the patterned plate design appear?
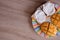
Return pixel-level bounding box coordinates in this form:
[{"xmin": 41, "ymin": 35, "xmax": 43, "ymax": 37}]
[{"xmin": 31, "ymin": 1, "xmax": 60, "ymax": 38}]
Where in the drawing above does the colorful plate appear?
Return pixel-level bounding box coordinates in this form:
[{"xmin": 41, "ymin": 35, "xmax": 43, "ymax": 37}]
[{"xmin": 31, "ymin": 1, "xmax": 60, "ymax": 38}]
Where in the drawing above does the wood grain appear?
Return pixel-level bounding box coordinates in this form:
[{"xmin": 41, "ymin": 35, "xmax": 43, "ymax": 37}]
[{"xmin": 0, "ymin": 0, "xmax": 60, "ymax": 40}]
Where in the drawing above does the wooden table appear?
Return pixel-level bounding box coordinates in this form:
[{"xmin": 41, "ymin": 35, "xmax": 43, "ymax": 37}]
[{"xmin": 0, "ymin": 0, "xmax": 60, "ymax": 40}]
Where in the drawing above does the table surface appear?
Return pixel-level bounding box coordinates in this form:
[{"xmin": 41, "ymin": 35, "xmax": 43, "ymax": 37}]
[{"xmin": 0, "ymin": 0, "xmax": 60, "ymax": 40}]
